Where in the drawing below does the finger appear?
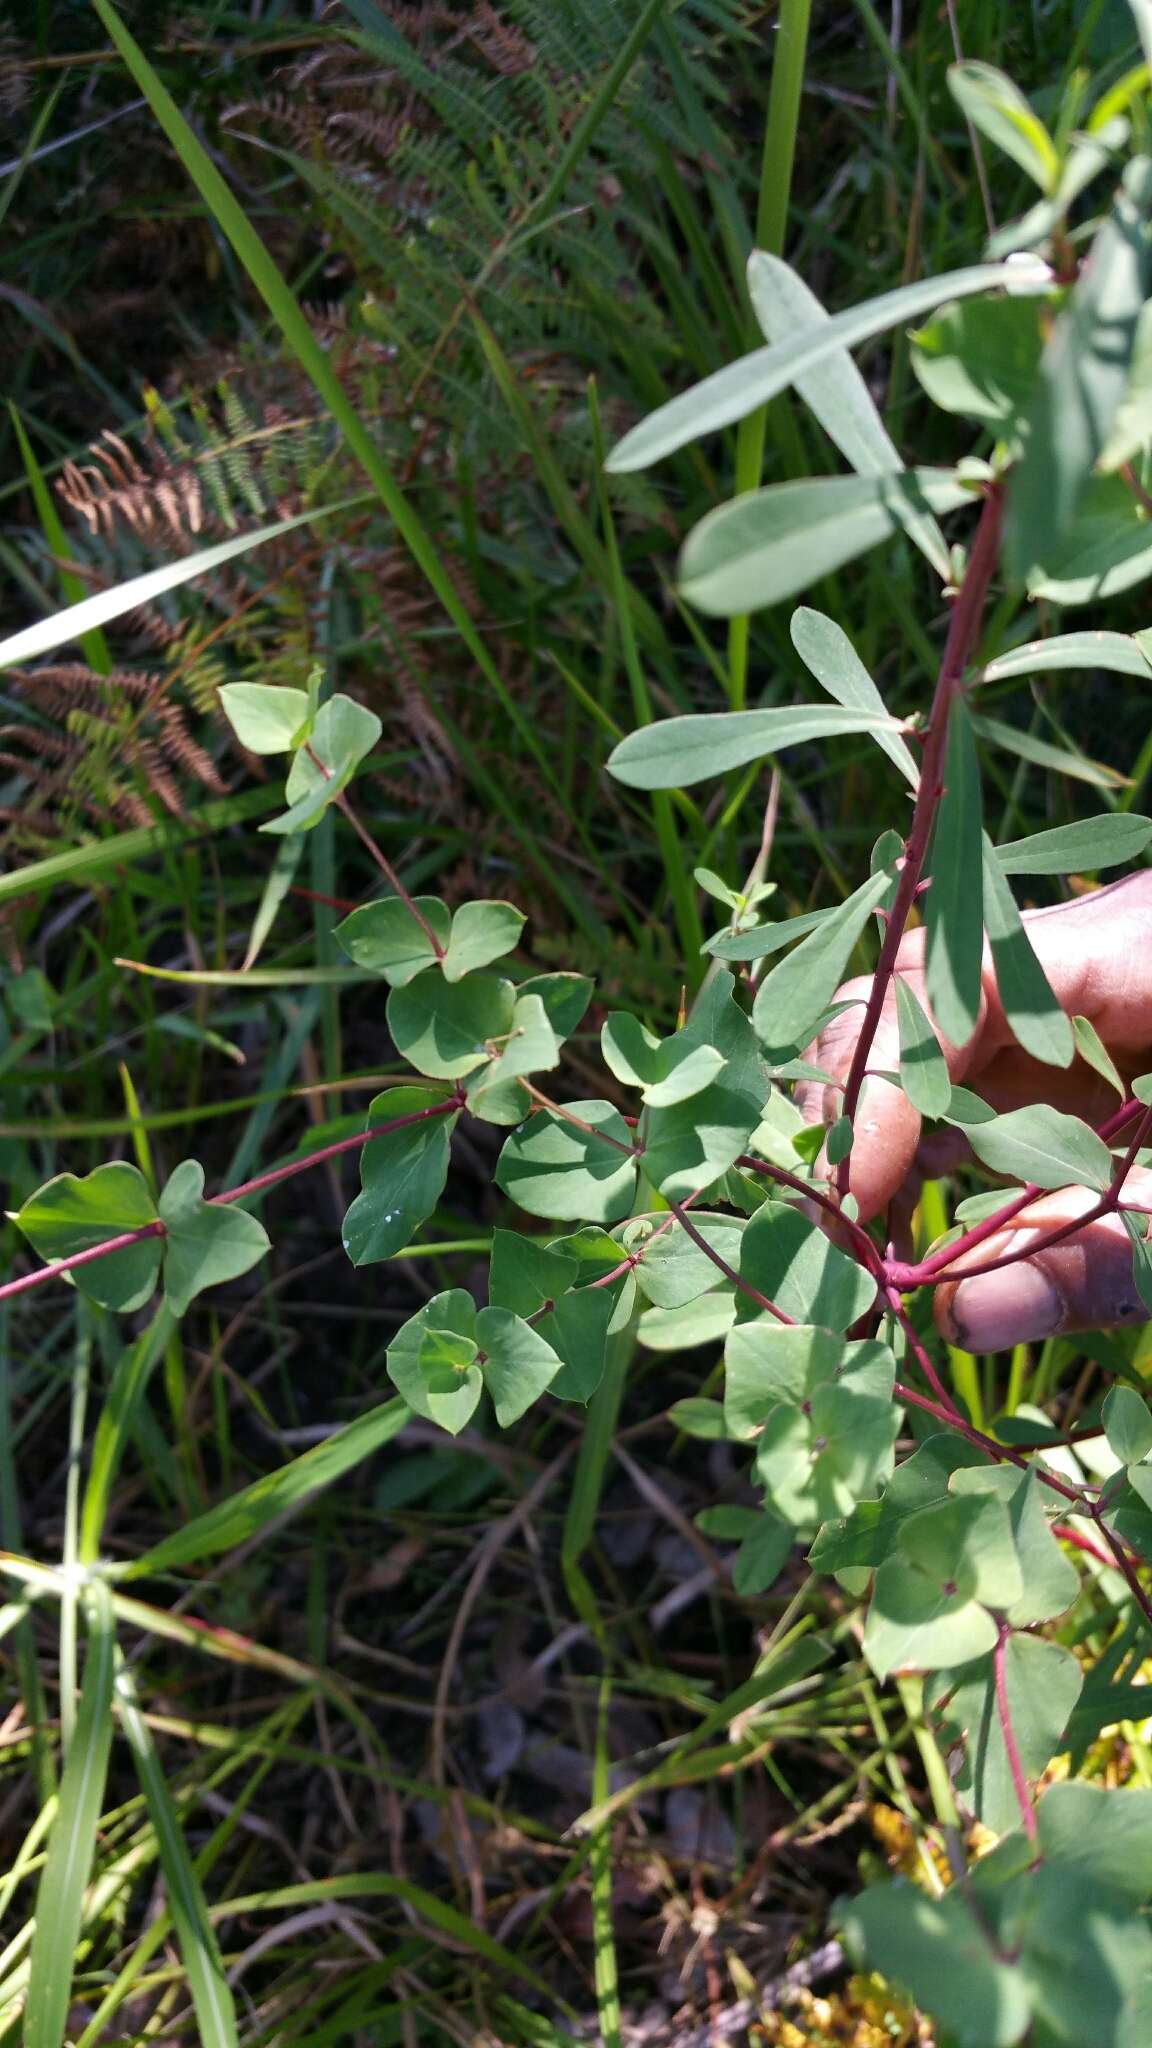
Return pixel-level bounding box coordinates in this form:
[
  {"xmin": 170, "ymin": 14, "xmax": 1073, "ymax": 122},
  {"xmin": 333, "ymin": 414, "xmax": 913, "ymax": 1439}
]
[
  {"xmin": 796, "ymin": 962, "xmax": 983, "ymax": 1223},
  {"xmin": 933, "ymin": 1169, "xmax": 1152, "ymax": 1350},
  {"xmin": 798, "ymin": 871, "xmax": 1152, "ymax": 1223}
]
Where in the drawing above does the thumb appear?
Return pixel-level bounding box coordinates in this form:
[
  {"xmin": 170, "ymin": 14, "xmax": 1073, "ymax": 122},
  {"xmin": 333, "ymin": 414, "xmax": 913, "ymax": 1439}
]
[{"xmin": 933, "ymin": 1171, "xmax": 1152, "ymax": 1351}]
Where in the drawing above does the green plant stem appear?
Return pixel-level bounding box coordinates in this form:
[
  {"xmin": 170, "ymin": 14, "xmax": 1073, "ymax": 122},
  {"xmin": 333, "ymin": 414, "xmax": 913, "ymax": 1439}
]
[{"xmin": 727, "ymin": 0, "xmax": 812, "ymax": 712}]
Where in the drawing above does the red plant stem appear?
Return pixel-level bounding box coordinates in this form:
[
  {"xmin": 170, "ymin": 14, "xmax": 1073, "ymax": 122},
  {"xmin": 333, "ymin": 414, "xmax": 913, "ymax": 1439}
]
[
  {"xmin": 1051, "ymin": 1523, "xmax": 1117, "ymax": 1570},
  {"xmin": 836, "ymin": 485, "xmax": 1004, "ymax": 1200},
  {"xmin": 881, "ymin": 1280, "xmax": 965, "ymax": 1418},
  {"xmin": 0, "ymin": 1096, "xmax": 460, "ymax": 1307},
  {"xmin": 736, "ymin": 1153, "xmax": 885, "ymax": 1274},
  {"xmin": 994, "ymin": 1623, "xmax": 1037, "ymax": 1842},
  {"xmin": 665, "ymin": 1197, "xmax": 795, "ymax": 1324},
  {"xmin": 886, "ymin": 1095, "xmax": 1148, "ymax": 1290},
  {"xmin": 521, "ymin": 1082, "xmax": 640, "ymax": 1154}
]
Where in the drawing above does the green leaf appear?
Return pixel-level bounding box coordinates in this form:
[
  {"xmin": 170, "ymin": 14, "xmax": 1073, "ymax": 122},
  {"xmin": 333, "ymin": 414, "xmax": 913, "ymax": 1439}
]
[
  {"xmin": 126, "ymin": 1397, "xmax": 409, "ymax": 1576},
  {"xmin": 752, "ymin": 866, "xmax": 893, "ymax": 1061},
  {"xmin": 707, "ymin": 904, "xmax": 839, "ymax": 962},
  {"xmin": 541, "ymin": 1275, "xmax": 631, "ymax": 1402},
  {"xmin": 667, "ymin": 1397, "xmax": 731, "ymax": 1440},
  {"xmin": 465, "ymin": 994, "xmax": 561, "ymax": 1123},
  {"xmin": 947, "ymin": 62, "xmax": 1061, "ymax": 188},
  {"xmin": 738, "ymin": 1200, "xmax": 877, "ymax": 1329},
  {"xmin": 341, "ymin": 1087, "xmax": 454, "ymax": 1265},
  {"xmin": 496, "ymin": 1101, "xmax": 638, "ymax": 1223},
  {"xmin": 982, "ymin": 631, "xmax": 1152, "ymax": 683},
  {"xmin": 334, "ymin": 897, "xmax": 451, "ymax": 986},
  {"xmin": 925, "ymin": 698, "xmax": 984, "ymax": 1048},
  {"xmin": 637, "ymin": 1294, "xmax": 735, "ymax": 1352},
  {"xmin": 864, "ymin": 1494, "xmax": 1022, "ymax": 1679},
  {"xmin": 488, "ymin": 1228, "xmax": 578, "ymax": 1316},
  {"xmin": 1072, "ymin": 1013, "xmax": 1126, "ymax": 1098},
  {"xmin": 387, "ymin": 1292, "xmax": 481, "ymax": 1433},
  {"xmin": 1037, "ymin": 1779, "xmax": 1152, "ymax": 1905},
  {"xmin": 606, "ymin": 702, "xmax": 906, "ymax": 790},
  {"xmin": 387, "ymin": 970, "xmax": 515, "ymax": 1080},
  {"xmin": 13, "ymin": 1162, "xmax": 161, "ymax": 1312},
  {"xmin": 993, "ymin": 813, "xmax": 1152, "ymax": 873},
  {"xmin": 1121, "ymin": 1210, "xmax": 1152, "ymax": 1316},
  {"xmin": 605, "ymin": 258, "xmax": 1046, "ymax": 472},
  {"xmin": 837, "ymin": 1880, "xmax": 1031, "ymax": 2048},
  {"xmin": 515, "ymin": 972, "xmax": 594, "ymax": 1040},
  {"xmin": 1026, "ymin": 471, "xmax": 1152, "ymax": 605},
  {"xmin": 25, "ymin": 1584, "xmax": 117, "ymax": 2048},
  {"xmin": 746, "ymin": 253, "xmax": 950, "ymax": 579},
  {"xmin": 966, "ymin": 1104, "xmax": 1114, "ymax": 1191},
  {"xmin": 910, "ymin": 295, "xmax": 1044, "ymax": 432},
  {"xmin": 217, "ymin": 681, "xmax": 312, "ymax": 754},
  {"xmin": 755, "ymin": 1342, "xmax": 899, "ymax": 1524},
  {"xmin": 929, "ymin": 1635, "xmax": 1082, "ymax": 1836},
  {"xmin": 262, "ymin": 692, "xmax": 383, "ymax": 835},
  {"xmin": 476, "ymin": 1307, "xmax": 562, "ymax": 1425},
  {"xmin": 694, "ymin": 866, "xmax": 743, "ymax": 909},
  {"xmin": 724, "ymin": 1321, "xmax": 850, "ymax": 1438},
  {"xmin": 601, "ymin": 1014, "xmax": 726, "ymax": 1106},
  {"xmin": 441, "ymin": 900, "xmax": 526, "ymax": 982},
  {"xmin": 643, "ymin": 971, "xmax": 768, "ymax": 1200},
  {"xmin": 1104, "ymin": 1383, "xmax": 1152, "ymax": 1464},
  {"xmin": 678, "ymin": 470, "xmax": 972, "ymax": 617},
  {"xmin": 809, "ymin": 1434, "xmax": 988, "ymax": 1572},
  {"xmin": 732, "ymin": 1514, "xmax": 794, "ymax": 1597},
  {"xmin": 1010, "ymin": 158, "xmax": 1152, "ymax": 577},
  {"xmin": 981, "ymin": 833, "xmax": 1074, "ymax": 1067},
  {"xmin": 972, "ymin": 713, "xmax": 1130, "ymax": 793},
  {"xmin": 626, "ymin": 1211, "xmax": 745, "ymax": 1309},
  {"xmin": 952, "ymin": 1466, "xmax": 1080, "ymax": 1625},
  {"xmin": 158, "ymin": 1160, "xmax": 270, "ymax": 1317},
  {"xmin": 895, "ymin": 974, "xmax": 952, "ymax": 1117},
  {"xmin": 790, "ymin": 607, "xmax": 920, "ymax": 788}
]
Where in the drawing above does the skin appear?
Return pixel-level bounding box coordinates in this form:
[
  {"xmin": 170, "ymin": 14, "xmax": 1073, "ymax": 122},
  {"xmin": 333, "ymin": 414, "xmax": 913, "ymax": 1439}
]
[{"xmin": 796, "ymin": 870, "xmax": 1152, "ymax": 1350}]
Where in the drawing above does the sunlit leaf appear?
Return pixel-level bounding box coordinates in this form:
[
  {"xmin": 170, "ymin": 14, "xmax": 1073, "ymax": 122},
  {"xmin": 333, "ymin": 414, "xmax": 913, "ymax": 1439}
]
[
  {"xmin": 335, "ymin": 897, "xmax": 451, "ymax": 986},
  {"xmin": 159, "ymin": 1159, "xmax": 270, "ymax": 1317},
  {"xmin": 606, "ymin": 702, "xmax": 906, "ymax": 790},
  {"xmin": 966, "ymin": 1104, "xmax": 1113, "ymax": 1191},
  {"xmin": 791, "ymin": 607, "xmax": 920, "ymax": 787},
  {"xmin": 752, "ymin": 866, "xmax": 894, "ymax": 1061},
  {"xmin": 678, "ymin": 470, "xmax": 972, "ymax": 617},
  {"xmin": 994, "ymin": 813, "xmax": 1152, "ymax": 873},
  {"xmin": 13, "ymin": 1162, "xmax": 161, "ymax": 1312}
]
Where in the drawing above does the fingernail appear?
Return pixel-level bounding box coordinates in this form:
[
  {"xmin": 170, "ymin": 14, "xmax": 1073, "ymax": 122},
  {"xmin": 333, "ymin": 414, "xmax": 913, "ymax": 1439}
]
[{"xmin": 935, "ymin": 1264, "xmax": 1063, "ymax": 1352}]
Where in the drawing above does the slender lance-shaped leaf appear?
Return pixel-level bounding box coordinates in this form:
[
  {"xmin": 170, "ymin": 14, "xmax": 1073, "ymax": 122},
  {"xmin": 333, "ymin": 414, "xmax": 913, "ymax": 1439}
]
[
  {"xmin": 25, "ymin": 1581, "xmax": 116, "ymax": 2048},
  {"xmin": 925, "ymin": 698, "xmax": 984, "ymax": 1049},
  {"xmin": 0, "ymin": 499, "xmax": 369, "ymax": 671},
  {"xmin": 982, "ymin": 631, "xmax": 1152, "ymax": 683},
  {"xmin": 791, "ymin": 607, "xmax": 920, "ymax": 788},
  {"xmin": 1009, "ymin": 156, "xmax": 1152, "ymax": 578},
  {"xmin": 993, "ymin": 812, "xmax": 1152, "ymax": 874},
  {"xmin": 895, "ymin": 974, "xmax": 952, "ymax": 1117},
  {"xmin": 752, "ymin": 867, "xmax": 894, "ymax": 1061},
  {"xmin": 746, "ymin": 252, "xmax": 950, "ymax": 579},
  {"xmin": 678, "ymin": 470, "xmax": 973, "ymax": 617},
  {"xmin": 606, "ymin": 258, "xmax": 1050, "ymax": 472},
  {"xmin": 114, "ymin": 1655, "xmax": 237, "ymax": 2048},
  {"xmin": 971, "ymin": 714, "xmax": 1129, "ymax": 792},
  {"xmin": 981, "ymin": 833, "xmax": 1075, "ymax": 1067},
  {"xmin": 606, "ymin": 702, "xmax": 904, "ymax": 790},
  {"xmin": 124, "ymin": 1397, "xmax": 409, "ymax": 1577}
]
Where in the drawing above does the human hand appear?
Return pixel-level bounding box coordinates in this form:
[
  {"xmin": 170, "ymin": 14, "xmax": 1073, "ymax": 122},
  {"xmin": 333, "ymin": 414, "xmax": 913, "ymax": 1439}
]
[{"xmin": 796, "ymin": 870, "xmax": 1152, "ymax": 1350}]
